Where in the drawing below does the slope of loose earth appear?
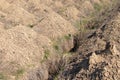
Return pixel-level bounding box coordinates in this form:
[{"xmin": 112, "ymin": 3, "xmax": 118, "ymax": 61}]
[
  {"xmin": 0, "ymin": 0, "xmax": 119, "ymax": 80},
  {"xmin": 58, "ymin": 2, "xmax": 120, "ymax": 80}
]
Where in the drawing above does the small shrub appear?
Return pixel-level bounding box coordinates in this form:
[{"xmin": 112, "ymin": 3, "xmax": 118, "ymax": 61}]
[
  {"xmin": 15, "ymin": 69, "xmax": 25, "ymax": 80},
  {"xmin": 57, "ymin": 7, "xmax": 67, "ymax": 14},
  {"xmin": 16, "ymin": 69, "xmax": 24, "ymax": 75},
  {"xmin": 41, "ymin": 49, "xmax": 50, "ymax": 63},
  {"xmin": 94, "ymin": 3, "xmax": 102, "ymax": 12},
  {"xmin": 44, "ymin": 49, "xmax": 50, "ymax": 60},
  {"xmin": 64, "ymin": 34, "xmax": 72, "ymax": 40},
  {"xmin": 54, "ymin": 45, "xmax": 59, "ymax": 51},
  {"xmin": 75, "ymin": 20, "xmax": 88, "ymax": 32}
]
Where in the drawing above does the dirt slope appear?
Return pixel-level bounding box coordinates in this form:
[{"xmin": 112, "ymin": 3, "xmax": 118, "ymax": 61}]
[
  {"xmin": 0, "ymin": 25, "xmax": 49, "ymax": 80},
  {"xmin": 0, "ymin": 0, "xmax": 119, "ymax": 80},
  {"xmin": 58, "ymin": 3, "xmax": 120, "ymax": 80},
  {"xmin": 0, "ymin": 0, "xmax": 76, "ymax": 80}
]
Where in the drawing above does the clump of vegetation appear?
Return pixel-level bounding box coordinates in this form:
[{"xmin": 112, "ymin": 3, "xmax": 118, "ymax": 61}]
[
  {"xmin": 53, "ymin": 44, "xmax": 59, "ymax": 51},
  {"xmin": 15, "ymin": 68, "xmax": 25, "ymax": 80},
  {"xmin": 75, "ymin": 2, "xmax": 113, "ymax": 31},
  {"xmin": 93, "ymin": 3, "xmax": 103, "ymax": 12},
  {"xmin": 41, "ymin": 49, "xmax": 50, "ymax": 63},
  {"xmin": 16, "ymin": 69, "xmax": 25, "ymax": 75},
  {"xmin": 44, "ymin": 49, "xmax": 50, "ymax": 60},
  {"xmin": 52, "ymin": 38, "xmax": 63, "ymax": 53},
  {"xmin": 0, "ymin": 73, "xmax": 5, "ymax": 80},
  {"xmin": 57, "ymin": 7, "xmax": 67, "ymax": 14},
  {"xmin": 64, "ymin": 34, "xmax": 72, "ymax": 40},
  {"xmin": 75, "ymin": 19, "xmax": 89, "ymax": 32}
]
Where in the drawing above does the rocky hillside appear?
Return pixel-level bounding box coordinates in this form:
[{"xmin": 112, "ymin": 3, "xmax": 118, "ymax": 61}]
[{"xmin": 0, "ymin": 0, "xmax": 119, "ymax": 80}]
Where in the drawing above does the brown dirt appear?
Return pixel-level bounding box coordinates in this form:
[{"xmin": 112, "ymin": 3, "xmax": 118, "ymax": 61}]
[
  {"xmin": 0, "ymin": 0, "xmax": 119, "ymax": 80},
  {"xmin": 57, "ymin": 3, "xmax": 120, "ymax": 80}
]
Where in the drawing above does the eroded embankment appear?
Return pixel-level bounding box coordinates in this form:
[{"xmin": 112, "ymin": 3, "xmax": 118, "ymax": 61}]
[{"xmin": 51, "ymin": 1, "xmax": 120, "ymax": 80}]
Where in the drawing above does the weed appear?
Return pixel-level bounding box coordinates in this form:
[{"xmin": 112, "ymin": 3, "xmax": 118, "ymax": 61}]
[
  {"xmin": 64, "ymin": 34, "xmax": 72, "ymax": 40},
  {"xmin": 75, "ymin": 19, "xmax": 88, "ymax": 32},
  {"xmin": 94, "ymin": 3, "xmax": 102, "ymax": 12},
  {"xmin": 41, "ymin": 49, "xmax": 50, "ymax": 63},
  {"xmin": 44, "ymin": 49, "xmax": 50, "ymax": 60},
  {"xmin": 53, "ymin": 38, "xmax": 62, "ymax": 47},
  {"xmin": 16, "ymin": 69, "xmax": 24, "ymax": 75},
  {"xmin": 53, "ymin": 45, "xmax": 59, "ymax": 51},
  {"xmin": 15, "ymin": 69, "xmax": 25, "ymax": 80},
  {"xmin": 57, "ymin": 7, "xmax": 67, "ymax": 14}
]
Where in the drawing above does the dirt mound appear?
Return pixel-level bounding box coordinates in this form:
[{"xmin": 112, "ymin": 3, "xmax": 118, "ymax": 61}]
[
  {"xmin": 58, "ymin": 5, "xmax": 120, "ymax": 80},
  {"xmin": 0, "ymin": 0, "xmax": 77, "ymax": 80},
  {"xmin": 0, "ymin": 0, "xmax": 76, "ymax": 52},
  {"xmin": 0, "ymin": 0, "xmax": 76, "ymax": 38},
  {"xmin": 0, "ymin": 25, "xmax": 42, "ymax": 79},
  {"xmin": 0, "ymin": 25, "xmax": 63, "ymax": 80},
  {"xmin": 46, "ymin": 0, "xmax": 113, "ymax": 24},
  {"xmin": 0, "ymin": 0, "xmax": 119, "ymax": 80},
  {"xmin": 0, "ymin": 1, "xmax": 38, "ymax": 29}
]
